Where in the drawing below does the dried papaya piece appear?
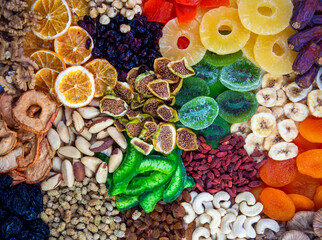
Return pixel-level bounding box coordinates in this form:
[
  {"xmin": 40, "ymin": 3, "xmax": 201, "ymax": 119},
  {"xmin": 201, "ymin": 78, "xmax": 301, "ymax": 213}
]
[
  {"xmin": 288, "ymin": 194, "xmax": 315, "ymax": 212},
  {"xmin": 259, "ymin": 187, "xmax": 295, "ymax": 221},
  {"xmin": 292, "ymin": 132, "xmax": 322, "ymax": 153},
  {"xmin": 259, "ymin": 157, "xmax": 298, "ymax": 187},
  {"xmin": 313, "ymin": 186, "xmax": 322, "ymax": 210},
  {"xmin": 282, "ymin": 173, "xmax": 321, "ymax": 199},
  {"xmin": 296, "ymin": 149, "xmax": 322, "ymax": 178},
  {"xmin": 298, "ymin": 116, "xmax": 322, "ymax": 143}
]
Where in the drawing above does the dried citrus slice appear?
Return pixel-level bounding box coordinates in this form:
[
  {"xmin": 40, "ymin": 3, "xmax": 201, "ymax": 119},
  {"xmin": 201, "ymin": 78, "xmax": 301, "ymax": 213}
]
[
  {"xmin": 22, "ymin": 32, "xmax": 54, "ymax": 57},
  {"xmin": 30, "ymin": 50, "xmax": 66, "ymax": 72},
  {"xmin": 35, "ymin": 68, "xmax": 59, "ymax": 96},
  {"xmin": 31, "ymin": 0, "xmax": 71, "ymax": 40},
  {"xmin": 65, "ymin": 0, "xmax": 88, "ymax": 25},
  {"xmin": 85, "ymin": 59, "xmax": 118, "ymax": 97},
  {"xmin": 55, "ymin": 66, "xmax": 95, "ymax": 108},
  {"xmin": 54, "ymin": 26, "xmax": 94, "ymax": 65}
]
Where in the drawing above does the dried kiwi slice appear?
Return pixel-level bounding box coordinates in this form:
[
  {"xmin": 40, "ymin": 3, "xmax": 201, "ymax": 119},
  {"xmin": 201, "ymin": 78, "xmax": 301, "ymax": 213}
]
[
  {"xmin": 176, "ymin": 127, "xmax": 198, "ymax": 151},
  {"xmin": 135, "ymin": 71, "xmax": 156, "ymax": 97},
  {"xmin": 154, "ymin": 57, "xmax": 179, "ymax": 83},
  {"xmin": 100, "ymin": 95, "xmax": 128, "ymax": 117},
  {"xmin": 168, "ymin": 58, "xmax": 195, "ymax": 78},
  {"xmin": 203, "ymin": 50, "xmax": 243, "ymax": 67},
  {"xmin": 178, "ymin": 96, "xmax": 219, "ymax": 130},
  {"xmin": 193, "ymin": 61, "xmax": 227, "ymax": 97},
  {"xmin": 153, "ymin": 123, "xmax": 176, "ymax": 155},
  {"xmin": 143, "ymin": 98, "xmax": 164, "ymax": 118},
  {"xmin": 131, "ymin": 137, "xmax": 153, "ymax": 155},
  {"xmin": 139, "ymin": 121, "xmax": 158, "ymax": 141},
  {"xmin": 113, "ymin": 82, "xmax": 134, "ymax": 103},
  {"xmin": 175, "ymin": 77, "xmax": 210, "ymax": 106},
  {"xmin": 199, "ymin": 116, "xmax": 230, "ymax": 149},
  {"xmin": 219, "ymin": 59, "xmax": 261, "ymax": 92},
  {"xmin": 156, "ymin": 105, "xmax": 179, "ymax": 122},
  {"xmin": 147, "ymin": 80, "xmax": 171, "ymax": 100},
  {"xmin": 216, "ymin": 90, "xmax": 257, "ymax": 124}
]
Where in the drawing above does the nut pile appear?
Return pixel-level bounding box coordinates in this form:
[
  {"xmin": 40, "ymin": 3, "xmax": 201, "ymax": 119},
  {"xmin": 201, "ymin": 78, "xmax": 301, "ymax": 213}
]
[
  {"xmin": 182, "ymin": 191, "xmax": 280, "ymax": 240},
  {"xmin": 41, "ymin": 177, "xmax": 126, "ymax": 240},
  {"xmin": 121, "ymin": 190, "xmax": 190, "ymax": 240},
  {"xmin": 182, "ymin": 134, "xmax": 266, "ymax": 197}
]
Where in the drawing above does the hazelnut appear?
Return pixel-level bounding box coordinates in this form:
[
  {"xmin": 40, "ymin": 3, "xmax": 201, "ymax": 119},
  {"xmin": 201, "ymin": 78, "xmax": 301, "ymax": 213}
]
[
  {"xmin": 133, "ymin": 5, "xmax": 142, "ymax": 14},
  {"xmin": 97, "ymin": 3, "xmax": 107, "ymax": 13},
  {"xmin": 125, "ymin": 0, "xmax": 136, "ymax": 8},
  {"xmin": 107, "ymin": 6, "xmax": 119, "ymax": 18},
  {"xmin": 111, "ymin": 0, "xmax": 123, "ymax": 9},
  {"xmin": 125, "ymin": 9, "xmax": 135, "ymax": 20},
  {"xmin": 120, "ymin": 24, "xmax": 131, "ymax": 34},
  {"xmin": 89, "ymin": 7, "xmax": 99, "ymax": 19},
  {"xmin": 99, "ymin": 15, "xmax": 110, "ymax": 25},
  {"xmin": 88, "ymin": 1, "xmax": 97, "ymax": 7}
]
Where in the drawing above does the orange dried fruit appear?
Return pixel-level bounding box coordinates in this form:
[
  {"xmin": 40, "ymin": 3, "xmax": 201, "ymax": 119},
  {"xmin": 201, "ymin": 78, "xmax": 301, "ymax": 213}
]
[
  {"xmin": 282, "ymin": 173, "xmax": 321, "ymax": 199},
  {"xmin": 54, "ymin": 26, "xmax": 93, "ymax": 65},
  {"xmin": 32, "ymin": 0, "xmax": 71, "ymax": 40},
  {"xmin": 314, "ymin": 186, "xmax": 322, "ymax": 210},
  {"xmin": 65, "ymin": 0, "xmax": 88, "ymax": 25},
  {"xmin": 288, "ymin": 194, "xmax": 315, "ymax": 212},
  {"xmin": 251, "ymin": 185, "xmax": 266, "ymax": 202},
  {"xmin": 296, "ymin": 149, "xmax": 322, "ymax": 179},
  {"xmin": 292, "ymin": 132, "xmax": 322, "ymax": 154},
  {"xmin": 35, "ymin": 68, "xmax": 59, "ymax": 97},
  {"xmin": 85, "ymin": 59, "xmax": 118, "ymax": 98},
  {"xmin": 30, "ymin": 50, "xmax": 66, "ymax": 72},
  {"xmin": 259, "ymin": 187, "xmax": 295, "ymax": 221},
  {"xmin": 259, "ymin": 157, "xmax": 298, "ymax": 187},
  {"xmin": 298, "ymin": 116, "xmax": 322, "ymax": 143},
  {"xmin": 22, "ymin": 32, "xmax": 54, "ymax": 57}
]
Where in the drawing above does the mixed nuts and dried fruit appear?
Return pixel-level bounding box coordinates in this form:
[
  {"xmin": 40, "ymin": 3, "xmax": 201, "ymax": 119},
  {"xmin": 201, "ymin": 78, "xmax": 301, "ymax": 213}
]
[{"xmin": 0, "ymin": 0, "xmax": 322, "ymax": 239}]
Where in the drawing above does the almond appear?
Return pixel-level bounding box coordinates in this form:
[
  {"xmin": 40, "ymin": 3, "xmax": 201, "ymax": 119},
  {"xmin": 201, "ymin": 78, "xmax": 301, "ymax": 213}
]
[{"xmin": 72, "ymin": 110, "xmax": 85, "ymax": 133}]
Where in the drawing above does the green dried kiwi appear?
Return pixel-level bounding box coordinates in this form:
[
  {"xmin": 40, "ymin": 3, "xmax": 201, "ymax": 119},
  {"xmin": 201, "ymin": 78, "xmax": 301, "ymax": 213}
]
[
  {"xmin": 131, "ymin": 100, "xmax": 145, "ymax": 109},
  {"xmin": 126, "ymin": 118, "xmax": 144, "ymax": 138},
  {"xmin": 100, "ymin": 95, "xmax": 128, "ymax": 117},
  {"xmin": 139, "ymin": 121, "xmax": 158, "ymax": 141},
  {"xmin": 147, "ymin": 80, "xmax": 171, "ymax": 100},
  {"xmin": 169, "ymin": 78, "xmax": 183, "ymax": 96},
  {"xmin": 219, "ymin": 59, "xmax": 261, "ymax": 92},
  {"xmin": 113, "ymin": 82, "xmax": 134, "ymax": 103},
  {"xmin": 142, "ymin": 98, "xmax": 164, "ymax": 118},
  {"xmin": 130, "ymin": 137, "xmax": 153, "ymax": 155},
  {"xmin": 203, "ymin": 50, "xmax": 243, "ymax": 67},
  {"xmin": 134, "ymin": 92, "xmax": 145, "ymax": 103},
  {"xmin": 154, "ymin": 57, "xmax": 179, "ymax": 83},
  {"xmin": 156, "ymin": 105, "xmax": 179, "ymax": 122},
  {"xmin": 153, "ymin": 123, "xmax": 176, "ymax": 155},
  {"xmin": 216, "ymin": 90, "xmax": 257, "ymax": 124},
  {"xmin": 164, "ymin": 96, "xmax": 176, "ymax": 106},
  {"xmin": 192, "ymin": 61, "xmax": 227, "ymax": 98},
  {"xmin": 176, "ymin": 127, "xmax": 198, "ymax": 151},
  {"xmin": 126, "ymin": 67, "xmax": 139, "ymax": 91},
  {"xmin": 135, "ymin": 71, "xmax": 156, "ymax": 97},
  {"xmin": 178, "ymin": 96, "xmax": 219, "ymax": 130},
  {"xmin": 114, "ymin": 119, "xmax": 126, "ymax": 132},
  {"xmin": 168, "ymin": 58, "xmax": 195, "ymax": 78},
  {"xmin": 125, "ymin": 109, "xmax": 143, "ymax": 120},
  {"xmin": 199, "ymin": 116, "xmax": 230, "ymax": 149},
  {"xmin": 175, "ymin": 77, "xmax": 210, "ymax": 107}
]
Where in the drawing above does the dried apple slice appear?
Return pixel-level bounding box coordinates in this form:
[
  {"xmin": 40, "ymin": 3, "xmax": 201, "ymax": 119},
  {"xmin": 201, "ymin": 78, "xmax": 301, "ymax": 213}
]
[
  {"xmin": 0, "ymin": 91, "xmax": 21, "ymax": 129},
  {"xmin": 8, "ymin": 170, "xmax": 26, "ymax": 186},
  {"xmin": 0, "ymin": 142, "xmax": 24, "ymax": 173},
  {"xmin": 0, "ymin": 113, "xmax": 17, "ymax": 156},
  {"xmin": 12, "ymin": 89, "xmax": 58, "ymax": 134}
]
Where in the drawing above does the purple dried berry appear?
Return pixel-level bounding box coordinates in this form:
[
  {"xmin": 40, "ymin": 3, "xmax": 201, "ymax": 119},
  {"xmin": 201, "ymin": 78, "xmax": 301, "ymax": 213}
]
[
  {"xmin": 293, "ymin": 42, "xmax": 320, "ymax": 74},
  {"xmin": 296, "ymin": 64, "xmax": 319, "ymax": 88}
]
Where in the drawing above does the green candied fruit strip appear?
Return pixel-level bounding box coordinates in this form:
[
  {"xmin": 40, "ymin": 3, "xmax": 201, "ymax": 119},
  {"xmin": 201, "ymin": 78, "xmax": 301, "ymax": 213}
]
[
  {"xmin": 124, "ymin": 176, "xmax": 147, "ymax": 196},
  {"xmin": 116, "ymin": 194, "xmax": 139, "ymax": 211},
  {"xmin": 108, "ymin": 180, "xmax": 128, "ymax": 196},
  {"xmin": 184, "ymin": 176, "xmax": 196, "ymax": 189},
  {"xmin": 137, "ymin": 155, "xmax": 177, "ymax": 175},
  {"xmin": 203, "ymin": 50, "xmax": 243, "ymax": 67},
  {"xmin": 139, "ymin": 184, "xmax": 168, "ymax": 213}
]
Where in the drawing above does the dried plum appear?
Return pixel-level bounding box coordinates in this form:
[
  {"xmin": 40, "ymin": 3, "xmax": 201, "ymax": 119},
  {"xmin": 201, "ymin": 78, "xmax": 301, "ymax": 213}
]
[
  {"xmin": 26, "ymin": 219, "xmax": 49, "ymax": 237},
  {"xmin": 0, "ymin": 216, "xmax": 23, "ymax": 239},
  {"xmin": 0, "ymin": 207, "xmax": 8, "ymax": 222},
  {"xmin": 0, "ymin": 174, "xmax": 13, "ymax": 189}
]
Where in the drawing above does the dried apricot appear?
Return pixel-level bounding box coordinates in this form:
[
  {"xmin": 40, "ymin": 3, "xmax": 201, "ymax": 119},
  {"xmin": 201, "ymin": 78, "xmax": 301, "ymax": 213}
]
[
  {"xmin": 282, "ymin": 173, "xmax": 321, "ymax": 199},
  {"xmin": 298, "ymin": 116, "xmax": 322, "ymax": 143},
  {"xmin": 296, "ymin": 149, "xmax": 322, "ymax": 178},
  {"xmin": 259, "ymin": 187, "xmax": 295, "ymax": 221},
  {"xmin": 259, "ymin": 158, "xmax": 298, "ymax": 187},
  {"xmin": 313, "ymin": 186, "xmax": 322, "ymax": 210},
  {"xmin": 251, "ymin": 185, "xmax": 266, "ymax": 201},
  {"xmin": 292, "ymin": 133, "xmax": 322, "ymax": 153},
  {"xmin": 288, "ymin": 194, "xmax": 315, "ymax": 212}
]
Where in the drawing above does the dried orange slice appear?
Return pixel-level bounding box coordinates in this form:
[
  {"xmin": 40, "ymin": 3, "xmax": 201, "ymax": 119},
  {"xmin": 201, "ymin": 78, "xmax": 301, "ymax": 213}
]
[
  {"xmin": 31, "ymin": 50, "xmax": 66, "ymax": 72},
  {"xmin": 31, "ymin": 0, "xmax": 71, "ymax": 40},
  {"xmin": 22, "ymin": 32, "xmax": 55, "ymax": 57},
  {"xmin": 85, "ymin": 59, "xmax": 118, "ymax": 97},
  {"xmin": 35, "ymin": 68, "xmax": 59, "ymax": 96},
  {"xmin": 54, "ymin": 26, "xmax": 94, "ymax": 65},
  {"xmin": 55, "ymin": 66, "xmax": 95, "ymax": 108},
  {"xmin": 65, "ymin": 0, "xmax": 88, "ymax": 25}
]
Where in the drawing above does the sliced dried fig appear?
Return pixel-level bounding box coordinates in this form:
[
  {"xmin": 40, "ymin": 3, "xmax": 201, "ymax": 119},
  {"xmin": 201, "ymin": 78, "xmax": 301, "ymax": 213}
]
[
  {"xmin": 168, "ymin": 58, "xmax": 195, "ymax": 78},
  {"xmin": 176, "ymin": 127, "xmax": 198, "ymax": 151},
  {"xmin": 147, "ymin": 80, "xmax": 171, "ymax": 100},
  {"xmin": 126, "ymin": 109, "xmax": 143, "ymax": 120},
  {"xmin": 126, "ymin": 118, "xmax": 144, "ymax": 138},
  {"xmin": 131, "ymin": 100, "xmax": 145, "ymax": 109},
  {"xmin": 100, "ymin": 95, "xmax": 128, "ymax": 117},
  {"xmin": 153, "ymin": 123, "xmax": 176, "ymax": 155},
  {"xmin": 154, "ymin": 57, "xmax": 180, "ymax": 83},
  {"xmin": 143, "ymin": 98, "xmax": 164, "ymax": 118},
  {"xmin": 114, "ymin": 119, "xmax": 126, "ymax": 132},
  {"xmin": 131, "ymin": 137, "xmax": 153, "ymax": 155},
  {"xmin": 169, "ymin": 78, "xmax": 183, "ymax": 96},
  {"xmin": 0, "ymin": 91, "xmax": 21, "ymax": 129},
  {"xmin": 139, "ymin": 121, "xmax": 157, "ymax": 141},
  {"xmin": 126, "ymin": 67, "xmax": 139, "ymax": 91},
  {"xmin": 135, "ymin": 71, "xmax": 156, "ymax": 97},
  {"xmin": 114, "ymin": 82, "xmax": 134, "ymax": 103},
  {"xmin": 0, "ymin": 142, "xmax": 24, "ymax": 173},
  {"xmin": 156, "ymin": 105, "xmax": 179, "ymax": 122}
]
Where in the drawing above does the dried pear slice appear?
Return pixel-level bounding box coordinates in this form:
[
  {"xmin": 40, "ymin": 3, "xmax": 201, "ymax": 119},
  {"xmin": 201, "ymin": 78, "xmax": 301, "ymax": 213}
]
[
  {"xmin": 126, "ymin": 109, "xmax": 143, "ymax": 120},
  {"xmin": 127, "ymin": 67, "xmax": 139, "ymax": 91},
  {"xmin": 147, "ymin": 80, "xmax": 171, "ymax": 100},
  {"xmin": 0, "ymin": 142, "xmax": 24, "ymax": 173},
  {"xmin": 114, "ymin": 119, "xmax": 126, "ymax": 132},
  {"xmin": 143, "ymin": 98, "xmax": 164, "ymax": 118},
  {"xmin": 153, "ymin": 123, "xmax": 176, "ymax": 155},
  {"xmin": 130, "ymin": 137, "xmax": 153, "ymax": 155},
  {"xmin": 114, "ymin": 82, "xmax": 134, "ymax": 103},
  {"xmin": 126, "ymin": 118, "xmax": 144, "ymax": 138},
  {"xmin": 157, "ymin": 105, "xmax": 179, "ymax": 122},
  {"xmin": 165, "ymin": 96, "xmax": 176, "ymax": 106},
  {"xmin": 154, "ymin": 57, "xmax": 180, "ymax": 83},
  {"xmin": 100, "ymin": 95, "xmax": 128, "ymax": 117},
  {"xmin": 168, "ymin": 58, "xmax": 195, "ymax": 78},
  {"xmin": 176, "ymin": 127, "xmax": 198, "ymax": 151},
  {"xmin": 139, "ymin": 121, "xmax": 158, "ymax": 141},
  {"xmin": 135, "ymin": 71, "xmax": 156, "ymax": 97}
]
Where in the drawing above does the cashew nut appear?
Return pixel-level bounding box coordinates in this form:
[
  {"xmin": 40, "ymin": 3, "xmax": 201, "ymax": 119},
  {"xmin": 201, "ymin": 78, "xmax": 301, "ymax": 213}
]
[
  {"xmin": 203, "ymin": 201, "xmax": 214, "ymax": 211},
  {"xmin": 239, "ymin": 202, "xmax": 263, "ymax": 217},
  {"xmin": 255, "ymin": 218, "xmax": 280, "ymax": 234},
  {"xmin": 206, "ymin": 209, "xmax": 221, "ymax": 230},
  {"xmin": 192, "ymin": 227, "xmax": 210, "ymax": 240},
  {"xmin": 244, "ymin": 215, "xmax": 261, "ymax": 238},
  {"xmin": 211, "ymin": 228, "xmax": 226, "ymax": 240},
  {"xmin": 220, "ymin": 200, "xmax": 231, "ymax": 209},
  {"xmin": 232, "ymin": 215, "xmax": 247, "ymax": 238},
  {"xmin": 198, "ymin": 213, "xmax": 212, "ymax": 225},
  {"xmin": 235, "ymin": 191, "xmax": 256, "ymax": 206},
  {"xmin": 227, "ymin": 231, "xmax": 236, "ymax": 239},
  {"xmin": 193, "ymin": 192, "xmax": 214, "ymax": 214},
  {"xmin": 213, "ymin": 191, "xmax": 230, "ymax": 209},
  {"xmin": 181, "ymin": 202, "xmax": 196, "ymax": 224},
  {"xmin": 190, "ymin": 191, "xmax": 198, "ymax": 204},
  {"xmin": 226, "ymin": 203, "xmax": 239, "ymax": 216},
  {"xmin": 217, "ymin": 208, "xmax": 227, "ymax": 216},
  {"xmin": 220, "ymin": 213, "xmax": 236, "ymax": 234}
]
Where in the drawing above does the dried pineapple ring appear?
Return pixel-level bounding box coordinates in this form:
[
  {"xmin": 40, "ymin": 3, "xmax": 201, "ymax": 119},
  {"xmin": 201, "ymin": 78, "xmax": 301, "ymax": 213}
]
[
  {"xmin": 159, "ymin": 18, "xmax": 206, "ymax": 66},
  {"xmin": 200, "ymin": 7, "xmax": 250, "ymax": 55}
]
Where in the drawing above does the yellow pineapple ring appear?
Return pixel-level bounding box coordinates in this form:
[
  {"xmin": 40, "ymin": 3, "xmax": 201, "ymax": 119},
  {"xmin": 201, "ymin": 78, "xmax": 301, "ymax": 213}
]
[
  {"xmin": 159, "ymin": 18, "xmax": 206, "ymax": 66},
  {"xmin": 238, "ymin": 0, "xmax": 293, "ymax": 35},
  {"xmin": 254, "ymin": 27, "xmax": 298, "ymax": 76},
  {"xmin": 242, "ymin": 32, "xmax": 260, "ymax": 68},
  {"xmin": 200, "ymin": 7, "xmax": 250, "ymax": 55}
]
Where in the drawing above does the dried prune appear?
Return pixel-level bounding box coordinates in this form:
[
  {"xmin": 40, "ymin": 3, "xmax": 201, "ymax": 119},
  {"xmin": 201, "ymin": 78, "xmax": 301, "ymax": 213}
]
[
  {"xmin": 0, "ymin": 216, "xmax": 23, "ymax": 239},
  {"xmin": 0, "ymin": 174, "xmax": 13, "ymax": 189},
  {"xmin": 288, "ymin": 26, "xmax": 322, "ymax": 51},
  {"xmin": 0, "ymin": 207, "xmax": 8, "ymax": 222},
  {"xmin": 26, "ymin": 219, "xmax": 49, "ymax": 237},
  {"xmin": 290, "ymin": 0, "xmax": 318, "ymax": 30},
  {"xmin": 293, "ymin": 42, "xmax": 320, "ymax": 74},
  {"xmin": 296, "ymin": 64, "xmax": 320, "ymax": 88}
]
